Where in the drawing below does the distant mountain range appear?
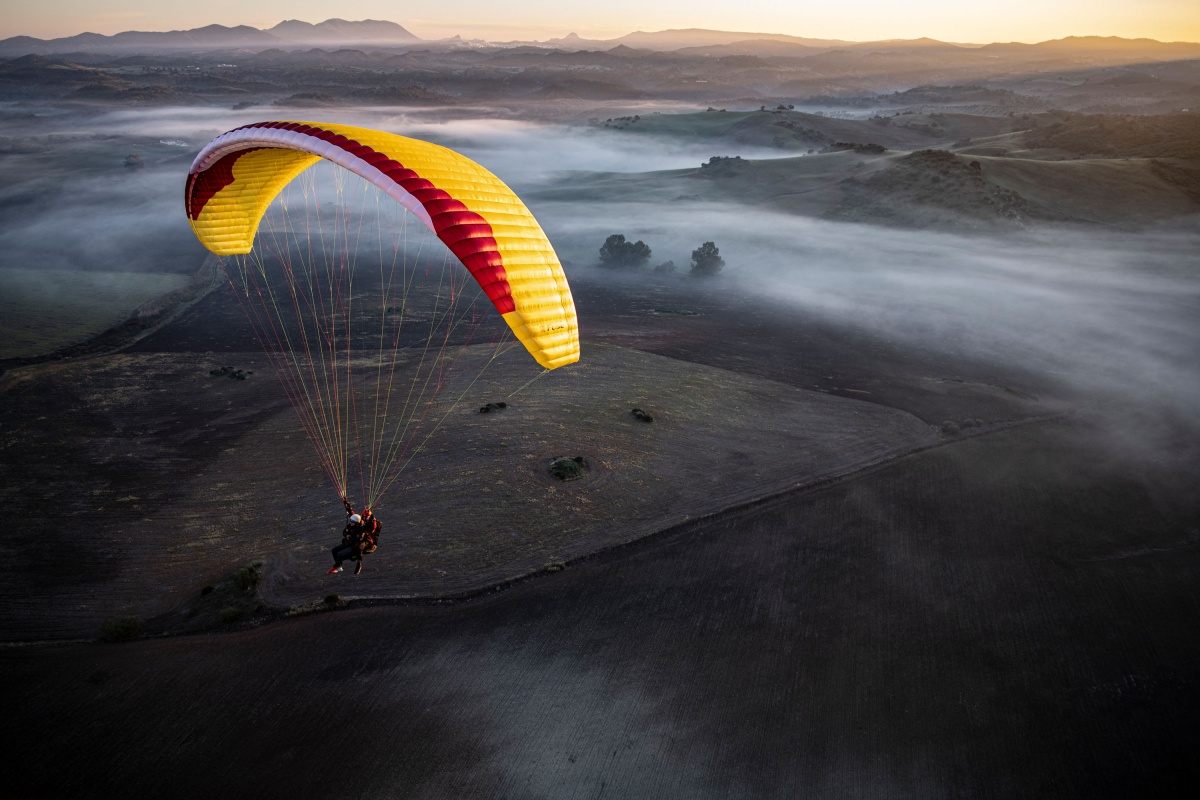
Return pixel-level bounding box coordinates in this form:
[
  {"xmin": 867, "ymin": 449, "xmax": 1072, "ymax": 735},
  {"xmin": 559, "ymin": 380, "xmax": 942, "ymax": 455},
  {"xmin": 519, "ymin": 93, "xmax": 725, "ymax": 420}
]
[
  {"xmin": 539, "ymin": 29, "xmax": 856, "ymax": 51},
  {"xmin": 0, "ymin": 19, "xmax": 421, "ymax": 55},
  {"xmin": 2, "ymin": 19, "xmax": 1199, "ymax": 62}
]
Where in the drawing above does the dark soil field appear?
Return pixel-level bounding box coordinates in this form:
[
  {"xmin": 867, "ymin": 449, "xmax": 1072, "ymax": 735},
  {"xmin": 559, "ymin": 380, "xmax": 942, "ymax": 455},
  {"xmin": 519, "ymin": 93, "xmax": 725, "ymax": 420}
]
[
  {"xmin": 0, "ymin": 273, "xmax": 944, "ymax": 641},
  {"xmin": 3, "ymin": 257, "xmax": 1197, "ymax": 797},
  {"xmin": 4, "ymin": 419, "xmax": 1198, "ymax": 799}
]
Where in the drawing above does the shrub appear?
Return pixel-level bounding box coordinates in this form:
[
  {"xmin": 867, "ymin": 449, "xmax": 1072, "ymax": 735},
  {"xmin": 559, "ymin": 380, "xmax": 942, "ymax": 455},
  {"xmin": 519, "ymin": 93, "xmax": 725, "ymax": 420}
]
[
  {"xmin": 548, "ymin": 456, "xmax": 586, "ymax": 481},
  {"xmin": 700, "ymin": 156, "xmax": 746, "ymax": 176},
  {"xmin": 219, "ymin": 607, "xmax": 244, "ymax": 624},
  {"xmin": 599, "ymin": 234, "xmax": 652, "ymax": 268},
  {"xmin": 233, "ymin": 563, "xmax": 260, "ymax": 592},
  {"xmin": 690, "ymin": 241, "xmax": 725, "ymax": 277},
  {"xmin": 209, "ymin": 366, "xmax": 253, "ymax": 380},
  {"xmin": 822, "ymin": 142, "xmax": 887, "ymax": 154},
  {"xmin": 941, "ymin": 420, "xmax": 961, "ymax": 435},
  {"xmin": 100, "ymin": 616, "xmax": 145, "ymax": 642},
  {"xmin": 631, "ymin": 408, "xmax": 654, "ymax": 422}
]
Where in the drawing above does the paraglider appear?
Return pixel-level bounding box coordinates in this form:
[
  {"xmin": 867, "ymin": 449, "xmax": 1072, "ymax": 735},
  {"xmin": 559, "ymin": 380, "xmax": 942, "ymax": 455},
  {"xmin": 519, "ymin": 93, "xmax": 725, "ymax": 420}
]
[
  {"xmin": 184, "ymin": 120, "xmax": 579, "ymax": 562},
  {"xmin": 328, "ymin": 498, "xmax": 381, "ymax": 576}
]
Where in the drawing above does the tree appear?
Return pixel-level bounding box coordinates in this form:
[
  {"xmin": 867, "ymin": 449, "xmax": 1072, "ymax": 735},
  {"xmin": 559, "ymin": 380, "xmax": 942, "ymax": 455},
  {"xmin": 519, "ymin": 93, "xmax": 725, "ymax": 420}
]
[
  {"xmin": 690, "ymin": 241, "xmax": 725, "ymax": 277},
  {"xmin": 599, "ymin": 234, "xmax": 652, "ymax": 269},
  {"xmin": 598, "ymin": 234, "xmax": 625, "ymax": 264}
]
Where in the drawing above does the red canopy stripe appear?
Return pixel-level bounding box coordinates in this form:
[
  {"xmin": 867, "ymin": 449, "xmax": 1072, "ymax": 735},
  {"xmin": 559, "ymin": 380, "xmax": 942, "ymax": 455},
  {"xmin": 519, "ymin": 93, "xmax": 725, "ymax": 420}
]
[{"xmin": 186, "ymin": 122, "xmax": 515, "ymax": 314}]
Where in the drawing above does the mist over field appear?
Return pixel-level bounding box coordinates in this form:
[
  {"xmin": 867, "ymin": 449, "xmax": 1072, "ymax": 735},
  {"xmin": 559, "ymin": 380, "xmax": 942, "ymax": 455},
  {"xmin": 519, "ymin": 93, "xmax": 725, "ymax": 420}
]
[
  {"xmin": 543, "ymin": 198, "xmax": 1200, "ymax": 430},
  {"xmin": 0, "ymin": 105, "xmax": 768, "ymax": 274},
  {"xmin": 3, "ymin": 103, "xmax": 1198, "ymax": 457}
]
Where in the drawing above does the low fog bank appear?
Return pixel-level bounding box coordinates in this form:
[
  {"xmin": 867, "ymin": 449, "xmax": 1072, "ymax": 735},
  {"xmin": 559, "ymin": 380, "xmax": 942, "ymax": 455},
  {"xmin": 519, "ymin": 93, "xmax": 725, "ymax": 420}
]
[
  {"xmin": 46, "ymin": 104, "xmax": 758, "ymax": 180},
  {"xmin": 0, "ymin": 104, "xmax": 753, "ymax": 279},
  {"xmin": 0, "ymin": 164, "xmax": 208, "ymax": 275},
  {"xmin": 4, "ymin": 105, "xmax": 1197, "ymax": 470},
  {"xmin": 544, "ymin": 197, "xmax": 1200, "ymax": 465}
]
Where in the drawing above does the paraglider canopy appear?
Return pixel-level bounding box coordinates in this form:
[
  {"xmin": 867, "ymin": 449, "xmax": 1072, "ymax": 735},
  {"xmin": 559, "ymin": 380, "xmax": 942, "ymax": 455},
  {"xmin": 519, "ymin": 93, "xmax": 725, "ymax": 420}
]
[{"xmin": 186, "ymin": 120, "xmax": 578, "ymax": 369}]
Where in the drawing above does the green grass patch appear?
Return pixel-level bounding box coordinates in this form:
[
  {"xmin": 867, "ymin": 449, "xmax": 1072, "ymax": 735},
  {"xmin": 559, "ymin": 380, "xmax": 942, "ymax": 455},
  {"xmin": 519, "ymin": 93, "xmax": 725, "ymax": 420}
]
[
  {"xmin": 0, "ymin": 268, "xmax": 189, "ymax": 359},
  {"xmin": 604, "ymin": 110, "xmax": 758, "ymax": 141},
  {"xmin": 100, "ymin": 615, "xmax": 145, "ymax": 642}
]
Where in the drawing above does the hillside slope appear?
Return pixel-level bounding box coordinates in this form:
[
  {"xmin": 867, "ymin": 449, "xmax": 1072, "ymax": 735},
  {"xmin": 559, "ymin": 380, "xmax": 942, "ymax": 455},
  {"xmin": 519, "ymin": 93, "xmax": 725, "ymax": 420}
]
[{"xmin": 538, "ymin": 142, "xmax": 1200, "ymax": 231}]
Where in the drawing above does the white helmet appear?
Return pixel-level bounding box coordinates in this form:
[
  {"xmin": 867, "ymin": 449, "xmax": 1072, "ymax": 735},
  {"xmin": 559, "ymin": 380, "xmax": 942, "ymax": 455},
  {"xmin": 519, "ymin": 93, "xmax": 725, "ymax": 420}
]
[{"xmin": 348, "ymin": 514, "xmax": 361, "ymax": 524}]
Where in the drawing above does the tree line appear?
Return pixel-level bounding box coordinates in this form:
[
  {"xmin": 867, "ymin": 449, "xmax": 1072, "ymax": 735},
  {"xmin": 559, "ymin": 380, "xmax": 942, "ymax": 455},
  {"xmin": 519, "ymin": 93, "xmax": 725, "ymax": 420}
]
[{"xmin": 598, "ymin": 234, "xmax": 725, "ymax": 277}]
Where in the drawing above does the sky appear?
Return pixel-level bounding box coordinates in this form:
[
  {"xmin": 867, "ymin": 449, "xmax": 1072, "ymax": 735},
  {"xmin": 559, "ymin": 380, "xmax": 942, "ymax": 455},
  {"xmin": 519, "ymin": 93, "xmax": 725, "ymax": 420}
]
[{"xmin": 3, "ymin": 0, "xmax": 1200, "ymax": 44}]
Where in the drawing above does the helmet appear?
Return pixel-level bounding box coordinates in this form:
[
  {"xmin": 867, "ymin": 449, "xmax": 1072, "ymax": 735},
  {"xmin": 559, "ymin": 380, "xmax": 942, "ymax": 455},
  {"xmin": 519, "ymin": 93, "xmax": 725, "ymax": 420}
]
[{"xmin": 348, "ymin": 514, "xmax": 361, "ymax": 524}]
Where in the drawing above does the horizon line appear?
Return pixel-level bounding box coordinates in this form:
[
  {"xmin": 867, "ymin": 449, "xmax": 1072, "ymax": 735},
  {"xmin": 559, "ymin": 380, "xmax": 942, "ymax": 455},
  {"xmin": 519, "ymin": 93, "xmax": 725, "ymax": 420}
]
[{"xmin": 4, "ymin": 20, "xmax": 1200, "ymax": 48}]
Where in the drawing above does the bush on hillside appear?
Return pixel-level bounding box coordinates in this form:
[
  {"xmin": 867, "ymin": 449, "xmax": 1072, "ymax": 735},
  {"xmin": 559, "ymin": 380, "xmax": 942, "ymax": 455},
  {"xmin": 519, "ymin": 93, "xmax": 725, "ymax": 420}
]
[
  {"xmin": 599, "ymin": 234, "xmax": 652, "ymax": 268},
  {"xmin": 690, "ymin": 241, "xmax": 725, "ymax": 277}
]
